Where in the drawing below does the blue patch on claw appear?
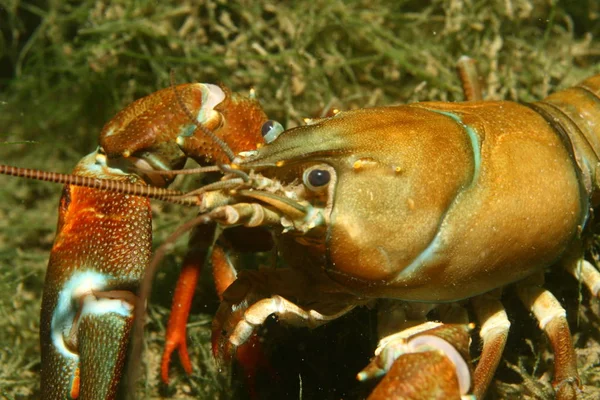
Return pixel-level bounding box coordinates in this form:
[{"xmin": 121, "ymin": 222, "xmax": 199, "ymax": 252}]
[{"xmin": 51, "ymin": 271, "xmax": 133, "ymax": 360}]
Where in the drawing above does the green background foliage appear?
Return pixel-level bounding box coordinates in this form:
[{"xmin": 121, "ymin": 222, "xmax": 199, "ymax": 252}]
[{"xmin": 0, "ymin": 0, "xmax": 599, "ymax": 398}]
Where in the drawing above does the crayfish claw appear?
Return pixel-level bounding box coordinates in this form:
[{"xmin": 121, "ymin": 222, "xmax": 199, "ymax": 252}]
[
  {"xmin": 160, "ymin": 331, "xmax": 192, "ymax": 384},
  {"xmin": 362, "ymin": 323, "xmax": 474, "ymax": 400}
]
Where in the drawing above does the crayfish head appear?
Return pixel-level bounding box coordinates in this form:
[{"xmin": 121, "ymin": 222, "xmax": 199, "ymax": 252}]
[{"xmin": 233, "ymin": 106, "xmax": 478, "ymax": 300}]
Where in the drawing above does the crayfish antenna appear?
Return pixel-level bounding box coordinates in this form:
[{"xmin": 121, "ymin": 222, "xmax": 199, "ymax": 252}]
[
  {"xmin": 132, "ymin": 164, "xmax": 222, "ymax": 176},
  {"xmin": 174, "ymin": 177, "xmax": 246, "ymax": 201},
  {"xmin": 0, "ymin": 164, "xmax": 199, "ymax": 204}
]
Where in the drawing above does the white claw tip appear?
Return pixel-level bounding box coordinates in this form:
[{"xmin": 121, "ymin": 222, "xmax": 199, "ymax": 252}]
[{"xmin": 408, "ymin": 335, "xmax": 471, "ymax": 395}]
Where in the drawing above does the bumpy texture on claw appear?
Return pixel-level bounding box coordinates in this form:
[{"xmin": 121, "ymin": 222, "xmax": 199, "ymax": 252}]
[
  {"xmin": 368, "ymin": 352, "xmax": 465, "ymax": 400},
  {"xmin": 40, "ymin": 152, "xmax": 152, "ymax": 400},
  {"xmin": 362, "ymin": 324, "xmax": 473, "ymax": 400},
  {"xmin": 100, "ymin": 83, "xmax": 267, "ymax": 164}
]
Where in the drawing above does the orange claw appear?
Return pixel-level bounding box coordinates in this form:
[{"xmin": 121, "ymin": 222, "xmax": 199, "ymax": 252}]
[
  {"xmin": 99, "ymin": 83, "xmax": 268, "ymax": 168},
  {"xmin": 164, "ymin": 236, "xmax": 276, "ymax": 398},
  {"xmin": 161, "ymin": 239, "xmax": 240, "ymax": 384},
  {"xmin": 161, "ymin": 223, "xmax": 217, "ymax": 383},
  {"xmin": 160, "ymin": 84, "xmax": 269, "ymax": 384},
  {"xmin": 160, "ymin": 257, "xmax": 199, "ymax": 382},
  {"xmin": 161, "ymin": 230, "xmax": 275, "ymax": 389}
]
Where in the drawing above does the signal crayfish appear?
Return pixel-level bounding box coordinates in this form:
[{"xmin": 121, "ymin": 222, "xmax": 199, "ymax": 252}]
[{"xmin": 2, "ymin": 57, "xmax": 600, "ymax": 399}]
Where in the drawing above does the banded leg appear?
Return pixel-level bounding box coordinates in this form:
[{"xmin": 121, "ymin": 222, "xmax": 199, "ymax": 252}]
[
  {"xmin": 516, "ymin": 280, "xmax": 581, "ymax": 400},
  {"xmin": 563, "ymin": 258, "xmax": 600, "ymax": 297},
  {"xmin": 224, "ymin": 294, "xmax": 355, "ymax": 349},
  {"xmin": 456, "ymin": 56, "xmax": 484, "ymax": 101},
  {"xmin": 471, "ymin": 290, "xmax": 510, "ymax": 399}
]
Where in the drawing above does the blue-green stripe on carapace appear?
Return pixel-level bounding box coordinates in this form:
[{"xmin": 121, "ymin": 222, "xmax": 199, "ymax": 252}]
[{"xmin": 425, "ymin": 109, "xmax": 481, "ymax": 186}]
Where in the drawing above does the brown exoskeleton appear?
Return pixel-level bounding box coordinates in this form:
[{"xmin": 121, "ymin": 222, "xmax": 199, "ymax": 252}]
[{"xmin": 2, "ymin": 58, "xmax": 600, "ymax": 399}]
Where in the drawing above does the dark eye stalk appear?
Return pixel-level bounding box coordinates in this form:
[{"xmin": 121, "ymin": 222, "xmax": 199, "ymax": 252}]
[{"xmin": 261, "ymin": 120, "xmax": 285, "ymax": 144}]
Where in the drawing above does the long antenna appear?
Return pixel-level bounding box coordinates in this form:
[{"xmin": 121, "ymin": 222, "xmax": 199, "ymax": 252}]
[{"xmin": 0, "ymin": 165, "xmax": 198, "ymax": 205}]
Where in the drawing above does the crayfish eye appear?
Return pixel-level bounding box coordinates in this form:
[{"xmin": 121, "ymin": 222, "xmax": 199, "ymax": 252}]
[
  {"xmin": 303, "ymin": 165, "xmax": 332, "ymax": 191},
  {"xmin": 261, "ymin": 120, "xmax": 284, "ymax": 144}
]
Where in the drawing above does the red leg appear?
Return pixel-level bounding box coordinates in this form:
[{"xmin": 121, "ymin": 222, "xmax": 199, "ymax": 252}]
[{"xmin": 161, "ymin": 223, "xmax": 217, "ymax": 383}]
